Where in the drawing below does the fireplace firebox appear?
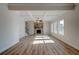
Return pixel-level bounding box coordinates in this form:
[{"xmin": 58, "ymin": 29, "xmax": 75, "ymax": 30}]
[{"xmin": 37, "ymin": 30, "xmax": 41, "ymax": 34}]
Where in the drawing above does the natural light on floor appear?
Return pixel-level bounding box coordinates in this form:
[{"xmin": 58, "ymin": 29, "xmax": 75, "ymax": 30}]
[
  {"xmin": 35, "ymin": 35, "xmax": 50, "ymax": 40},
  {"xmin": 32, "ymin": 35, "xmax": 55, "ymax": 44},
  {"xmin": 33, "ymin": 40, "xmax": 44, "ymax": 44}
]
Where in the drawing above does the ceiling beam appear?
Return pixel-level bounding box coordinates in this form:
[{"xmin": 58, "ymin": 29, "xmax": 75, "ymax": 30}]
[{"xmin": 8, "ymin": 3, "xmax": 75, "ymax": 10}]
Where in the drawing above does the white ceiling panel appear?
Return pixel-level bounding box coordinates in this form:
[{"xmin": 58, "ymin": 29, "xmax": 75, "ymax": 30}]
[{"xmin": 15, "ymin": 10, "xmax": 72, "ymax": 21}]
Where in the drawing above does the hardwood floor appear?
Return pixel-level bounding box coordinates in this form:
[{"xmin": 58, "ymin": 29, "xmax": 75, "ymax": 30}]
[{"xmin": 0, "ymin": 35, "xmax": 79, "ymax": 55}]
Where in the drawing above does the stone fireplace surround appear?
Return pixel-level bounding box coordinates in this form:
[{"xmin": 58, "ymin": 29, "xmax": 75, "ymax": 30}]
[{"xmin": 34, "ymin": 20, "xmax": 43, "ymax": 34}]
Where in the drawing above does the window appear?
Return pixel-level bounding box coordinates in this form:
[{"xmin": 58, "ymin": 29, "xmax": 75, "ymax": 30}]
[
  {"xmin": 54, "ymin": 21, "xmax": 58, "ymax": 34},
  {"xmin": 58, "ymin": 19, "xmax": 64, "ymax": 36},
  {"xmin": 51, "ymin": 19, "xmax": 64, "ymax": 36}
]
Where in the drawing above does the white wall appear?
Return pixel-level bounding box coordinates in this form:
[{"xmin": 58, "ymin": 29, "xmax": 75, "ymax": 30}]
[
  {"xmin": 51, "ymin": 4, "xmax": 79, "ymax": 50},
  {"xmin": 43, "ymin": 21, "xmax": 51, "ymax": 35},
  {"xmin": 19, "ymin": 17, "xmax": 26, "ymax": 38},
  {"xmin": 0, "ymin": 4, "xmax": 19, "ymax": 53}
]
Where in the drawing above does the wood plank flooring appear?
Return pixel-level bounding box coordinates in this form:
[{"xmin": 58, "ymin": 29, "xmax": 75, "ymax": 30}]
[{"xmin": 0, "ymin": 35, "xmax": 79, "ymax": 55}]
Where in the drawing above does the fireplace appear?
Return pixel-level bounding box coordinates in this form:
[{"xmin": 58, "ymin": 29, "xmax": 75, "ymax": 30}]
[
  {"xmin": 34, "ymin": 20, "xmax": 43, "ymax": 34},
  {"xmin": 37, "ymin": 30, "xmax": 41, "ymax": 34}
]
